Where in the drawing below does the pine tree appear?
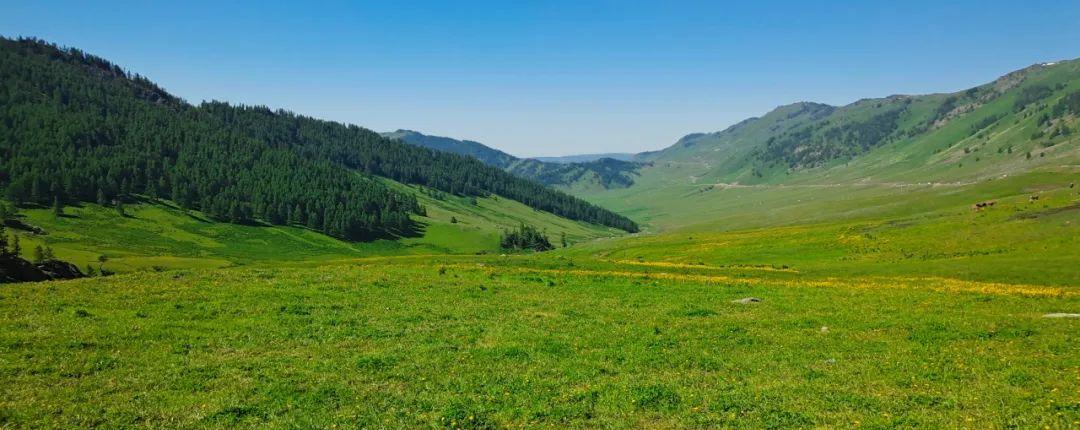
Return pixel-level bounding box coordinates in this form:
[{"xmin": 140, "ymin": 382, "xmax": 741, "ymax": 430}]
[
  {"xmin": 32, "ymin": 245, "xmax": 44, "ymax": 263},
  {"xmin": 0, "ymin": 224, "xmax": 7, "ymax": 255},
  {"xmin": 115, "ymin": 200, "xmax": 126, "ymax": 217},
  {"xmin": 11, "ymin": 234, "xmax": 21, "ymax": 257},
  {"xmin": 52, "ymin": 196, "xmax": 63, "ymax": 216}
]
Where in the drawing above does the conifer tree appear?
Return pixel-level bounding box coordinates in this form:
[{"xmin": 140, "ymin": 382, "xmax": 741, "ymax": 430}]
[
  {"xmin": 32, "ymin": 245, "xmax": 44, "ymax": 263},
  {"xmin": 0, "ymin": 224, "xmax": 7, "ymax": 255}
]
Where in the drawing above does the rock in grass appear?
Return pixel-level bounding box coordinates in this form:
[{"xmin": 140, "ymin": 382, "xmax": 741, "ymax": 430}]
[
  {"xmin": 1043, "ymin": 313, "xmax": 1080, "ymax": 318},
  {"xmin": 731, "ymin": 297, "xmax": 761, "ymax": 304}
]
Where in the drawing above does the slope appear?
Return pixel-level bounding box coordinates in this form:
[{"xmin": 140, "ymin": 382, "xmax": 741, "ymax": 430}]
[
  {"xmin": 381, "ymin": 129, "xmax": 517, "ymax": 168},
  {"xmin": 0, "ymin": 36, "xmax": 637, "ymax": 240},
  {"xmin": 2, "ymin": 177, "xmax": 620, "ymax": 273},
  {"xmin": 577, "ymin": 60, "xmax": 1080, "ymax": 231}
]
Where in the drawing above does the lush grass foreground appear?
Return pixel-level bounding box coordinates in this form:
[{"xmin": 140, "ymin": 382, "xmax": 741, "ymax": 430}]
[{"xmin": 1, "ymin": 258, "xmax": 1076, "ymax": 429}]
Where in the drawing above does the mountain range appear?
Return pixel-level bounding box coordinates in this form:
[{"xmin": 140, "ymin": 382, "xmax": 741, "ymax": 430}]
[{"xmin": 384, "ymin": 61, "xmax": 1077, "ymax": 227}]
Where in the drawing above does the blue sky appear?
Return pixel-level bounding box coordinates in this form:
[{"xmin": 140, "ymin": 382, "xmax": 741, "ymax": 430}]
[{"xmin": 3, "ymin": 1, "xmax": 1078, "ymax": 156}]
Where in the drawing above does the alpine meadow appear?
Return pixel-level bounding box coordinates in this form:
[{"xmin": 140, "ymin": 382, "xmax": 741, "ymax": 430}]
[{"xmin": 0, "ymin": 2, "xmax": 1078, "ymax": 429}]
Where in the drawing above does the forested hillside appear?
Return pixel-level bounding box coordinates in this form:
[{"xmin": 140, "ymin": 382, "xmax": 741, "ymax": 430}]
[
  {"xmin": 0, "ymin": 37, "xmax": 638, "ymax": 239},
  {"xmin": 381, "ymin": 129, "xmax": 517, "ymax": 168},
  {"xmin": 507, "ymin": 157, "xmax": 643, "ymax": 189}
]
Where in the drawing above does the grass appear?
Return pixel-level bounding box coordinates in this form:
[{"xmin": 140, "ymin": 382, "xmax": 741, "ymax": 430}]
[
  {"xmin": 1, "ymin": 257, "xmax": 1076, "ymax": 429},
  {"xmin": 566, "ymin": 178, "xmax": 1079, "ymax": 285},
  {"xmin": 4, "ymin": 180, "xmax": 619, "ymax": 273},
  {"xmin": 0, "ymin": 167, "xmax": 1075, "ymax": 430}
]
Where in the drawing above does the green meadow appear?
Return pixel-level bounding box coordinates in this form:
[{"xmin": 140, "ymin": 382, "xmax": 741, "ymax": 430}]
[
  {"xmin": 2, "ymin": 138, "xmax": 1077, "ymax": 429},
  {"xmin": 1, "ymin": 258, "xmax": 1076, "ymax": 429},
  {"xmin": 4, "ymin": 181, "xmax": 619, "ymax": 273}
]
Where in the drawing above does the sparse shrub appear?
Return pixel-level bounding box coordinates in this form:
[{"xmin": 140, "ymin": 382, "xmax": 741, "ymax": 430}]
[{"xmin": 1013, "ymin": 84, "xmax": 1052, "ymax": 111}]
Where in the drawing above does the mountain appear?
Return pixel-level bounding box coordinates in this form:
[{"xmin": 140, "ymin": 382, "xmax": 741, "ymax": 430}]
[
  {"xmin": 381, "ymin": 129, "xmax": 517, "ymax": 168},
  {"xmin": 576, "ymin": 60, "xmax": 1080, "ymax": 231},
  {"xmin": 384, "ymin": 129, "xmax": 643, "ymax": 189},
  {"xmin": 507, "ymin": 157, "xmax": 644, "ymax": 189},
  {"xmin": 641, "ymin": 61, "xmax": 1079, "ymax": 184},
  {"xmin": 0, "ymin": 37, "xmax": 639, "ymax": 239},
  {"xmin": 532, "ymin": 153, "xmax": 636, "ymax": 163}
]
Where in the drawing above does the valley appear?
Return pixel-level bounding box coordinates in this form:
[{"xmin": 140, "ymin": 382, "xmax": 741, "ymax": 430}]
[{"xmin": 0, "ymin": 31, "xmax": 1077, "ymax": 429}]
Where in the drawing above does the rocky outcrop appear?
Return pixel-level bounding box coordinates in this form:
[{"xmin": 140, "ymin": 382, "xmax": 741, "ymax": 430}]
[{"xmin": 0, "ymin": 255, "xmax": 84, "ymax": 283}]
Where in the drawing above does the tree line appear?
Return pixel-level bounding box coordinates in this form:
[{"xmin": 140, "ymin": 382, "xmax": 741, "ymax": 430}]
[{"xmin": 200, "ymin": 102, "xmax": 639, "ymax": 232}]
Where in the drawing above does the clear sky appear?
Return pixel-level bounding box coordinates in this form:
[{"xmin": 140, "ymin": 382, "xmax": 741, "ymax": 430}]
[{"xmin": 2, "ymin": 1, "xmax": 1078, "ymax": 157}]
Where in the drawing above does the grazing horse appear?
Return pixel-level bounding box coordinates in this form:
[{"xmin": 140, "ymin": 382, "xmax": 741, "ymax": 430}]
[{"xmin": 971, "ymin": 200, "xmax": 997, "ymax": 211}]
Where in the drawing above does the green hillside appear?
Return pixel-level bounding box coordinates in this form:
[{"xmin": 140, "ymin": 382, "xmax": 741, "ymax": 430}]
[
  {"xmin": 0, "ymin": 37, "xmax": 637, "ymax": 238},
  {"xmin": 381, "ymin": 129, "xmax": 518, "ymax": 168},
  {"xmin": 2, "ymin": 178, "xmax": 619, "ymax": 274},
  {"xmin": 640, "ymin": 60, "xmax": 1079, "ymax": 184},
  {"xmin": 576, "ymin": 60, "xmax": 1080, "ymax": 232}
]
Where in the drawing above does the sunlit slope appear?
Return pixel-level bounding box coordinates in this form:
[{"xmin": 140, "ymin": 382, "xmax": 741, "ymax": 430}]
[
  {"xmin": 566, "ymin": 176, "xmax": 1078, "ymax": 285},
  {"xmin": 580, "ymin": 60, "xmax": 1080, "ymax": 231},
  {"xmin": 6, "ymin": 181, "xmax": 620, "ymax": 273}
]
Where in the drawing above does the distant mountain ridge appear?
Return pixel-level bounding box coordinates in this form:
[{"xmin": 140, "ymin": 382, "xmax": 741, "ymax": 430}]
[
  {"xmin": 382, "ymin": 130, "xmax": 643, "ymax": 190},
  {"xmin": 532, "ymin": 153, "xmax": 636, "ymax": 164},
  {"xmin": 388, "ymin": 58, "xmax": 1078, "ymax": 199},
  {"xmin": 636, "ymin": 60, "xmax": 1079, "ymax": 184},
  {"xmin": 381, "ymin": 130, "xmax": 517, "ymax": 168}
]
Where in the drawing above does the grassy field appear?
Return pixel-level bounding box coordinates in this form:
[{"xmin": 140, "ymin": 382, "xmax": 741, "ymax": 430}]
[
  {"xmin": 1, "ymin": 163, "xmax": 1076, "ymax": 430},
  {"xmin": 3, "ymin": 181, "xmax": 619, "ymax": 274},
  {"xmin": 0, "ymin": 130, "xmax": 1074, "ymax": 430},
  {"xmin": 567, "ymin": 177, "xmax": 1079, "ymax": 286},
  {"xmin": 1, "ymin": 257, "xmax": 1076, "ymax": 429}
]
